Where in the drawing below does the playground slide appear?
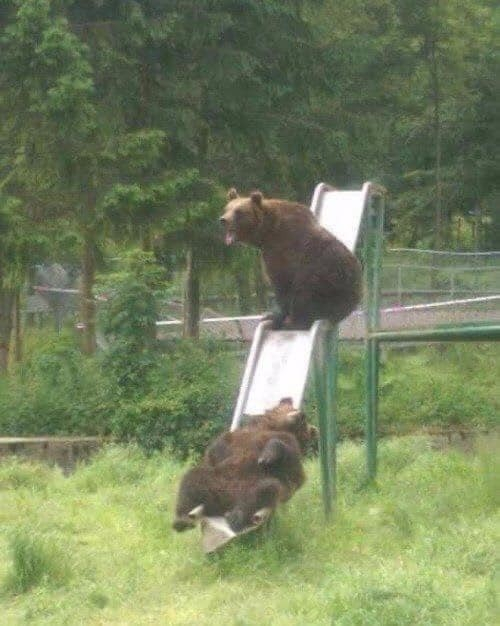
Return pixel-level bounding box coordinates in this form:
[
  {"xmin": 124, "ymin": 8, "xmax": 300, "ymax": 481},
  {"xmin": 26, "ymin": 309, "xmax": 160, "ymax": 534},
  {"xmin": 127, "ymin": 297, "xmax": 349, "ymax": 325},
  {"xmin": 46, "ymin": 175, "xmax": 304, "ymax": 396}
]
[
  {"xmin": 195, "ymin": 182, "xmax": 374, "ymax": 552},
  {"xmin": 230, "ymin": 182, "xmax": 371, "ymax": 430}
]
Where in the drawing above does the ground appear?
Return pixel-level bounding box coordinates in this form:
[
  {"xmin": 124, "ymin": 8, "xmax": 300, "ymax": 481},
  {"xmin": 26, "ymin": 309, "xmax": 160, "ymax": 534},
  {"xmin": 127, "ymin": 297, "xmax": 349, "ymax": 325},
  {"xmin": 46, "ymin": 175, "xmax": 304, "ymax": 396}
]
[{"xmin": 0, "ymin": 437, "xmax": 498, "ymax": 625}]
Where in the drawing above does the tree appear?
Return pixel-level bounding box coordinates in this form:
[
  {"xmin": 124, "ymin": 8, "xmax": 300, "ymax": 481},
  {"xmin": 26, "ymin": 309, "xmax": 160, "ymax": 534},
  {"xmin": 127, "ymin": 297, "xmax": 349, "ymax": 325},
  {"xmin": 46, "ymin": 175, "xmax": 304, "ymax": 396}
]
[
  {"xmin": 1, "ymin": 0, "xmax": 101, "ymax": 353},
  {"xmin": 1, "ymin": 1, "xmax": 173, "ymax": 354},
  {"xmin": 0, "ymin": 196, "xmax": 22, "ymax": 371},
  {"xmin": 151, "ymin": 170, "xmax": 225, "ymax": 338},
  {"xmin": 78, "ymin": 1, "xmax": 324, "ymax": 329},
  {"xmin": 390, "ymin": 0, "xmax": 497, "ymax": 248},
  {"xmin": 101, "ymin": 249, "xmax": 164, "ymax": 394}
]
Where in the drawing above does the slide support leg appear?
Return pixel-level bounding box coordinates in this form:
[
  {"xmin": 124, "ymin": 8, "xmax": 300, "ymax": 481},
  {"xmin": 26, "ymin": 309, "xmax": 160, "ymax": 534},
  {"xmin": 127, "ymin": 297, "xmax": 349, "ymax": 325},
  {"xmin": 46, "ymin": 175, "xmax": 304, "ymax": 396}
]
[
  {"xmin": 365, "ymin": 337, "xmax": 380, "ymax": 481},
  {"xmin": 314, "ymin": 323, "xmax": 338, "ymax": 518}
]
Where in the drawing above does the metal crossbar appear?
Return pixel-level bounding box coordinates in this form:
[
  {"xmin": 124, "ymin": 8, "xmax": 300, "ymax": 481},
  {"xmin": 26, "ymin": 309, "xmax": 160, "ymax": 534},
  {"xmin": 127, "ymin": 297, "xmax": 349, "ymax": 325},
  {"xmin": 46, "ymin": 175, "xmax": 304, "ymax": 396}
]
[
  {"xmin": 370, "ymin": 325, "xmax": 500, "ymax": 343},
  {"xmin": 389, "ymin": 248, "xmax": 500, "ymax": 257}
]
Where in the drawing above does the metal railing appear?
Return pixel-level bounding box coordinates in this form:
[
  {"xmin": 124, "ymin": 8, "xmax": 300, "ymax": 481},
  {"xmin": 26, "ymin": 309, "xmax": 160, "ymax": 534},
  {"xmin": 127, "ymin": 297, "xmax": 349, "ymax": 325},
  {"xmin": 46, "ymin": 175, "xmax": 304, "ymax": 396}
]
[{"xmin": 363, "ymin": 227, "xmax": 500, "ymax": 483}]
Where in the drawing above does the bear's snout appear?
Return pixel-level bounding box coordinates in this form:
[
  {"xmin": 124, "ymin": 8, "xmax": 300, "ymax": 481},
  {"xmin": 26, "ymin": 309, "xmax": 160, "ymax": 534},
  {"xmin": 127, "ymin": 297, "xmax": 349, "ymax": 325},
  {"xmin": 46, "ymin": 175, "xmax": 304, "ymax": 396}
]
[{"xmin": 220, "ymin": 216, "xmax": 237, "ymax": 246}]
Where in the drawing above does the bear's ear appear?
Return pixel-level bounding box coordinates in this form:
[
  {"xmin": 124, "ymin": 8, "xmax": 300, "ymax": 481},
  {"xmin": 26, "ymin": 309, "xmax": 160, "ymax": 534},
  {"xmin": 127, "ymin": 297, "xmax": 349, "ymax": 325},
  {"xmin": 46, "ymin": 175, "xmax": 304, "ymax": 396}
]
[
  {"xmin": 227, "ymin": 188, "xmax": 238, "ymax": 200},
  {"xmin": 278, "ymin": 397, "xmax": 294, "ymax": 409},
  {"xmin": 250, "ymin": 190, "xmax": 263, "ymax": 206}
]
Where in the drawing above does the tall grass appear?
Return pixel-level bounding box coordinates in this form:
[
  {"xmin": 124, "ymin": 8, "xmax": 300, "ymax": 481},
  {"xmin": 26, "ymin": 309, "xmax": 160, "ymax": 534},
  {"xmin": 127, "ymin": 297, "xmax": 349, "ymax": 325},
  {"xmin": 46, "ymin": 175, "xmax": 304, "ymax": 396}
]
[
  {"xmin": 0, "ymin": 438, "xmax": 498, "ymax": 625},
  {"xmin": 3, "ymin": 532, "xmax": 70, "ymax": 594}
]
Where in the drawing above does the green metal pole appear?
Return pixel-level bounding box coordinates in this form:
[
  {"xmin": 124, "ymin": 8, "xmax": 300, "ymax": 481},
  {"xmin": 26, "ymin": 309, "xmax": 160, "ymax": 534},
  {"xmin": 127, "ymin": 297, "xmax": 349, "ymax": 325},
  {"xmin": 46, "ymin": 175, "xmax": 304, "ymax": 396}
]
[
  {"xmin": 325, "ymin": 325, "xmax": 339, "ymax": 505},
  {"xmin": 314, "ymin": 350, "xmax": 332, "ymax": 518},
  {"xmin": 313, "ymin": 330, "xmax": 333, "ymax": 518},
  {"xmin": 371, "ymin": 324, "xmax": 500, "ymax": 343},
  {"xmin": 364, "ymin": 190, "xmax": 385, "ymax": 481},
  {"xmin": 365, "ymin": 337, "xmax": 380, "ymax": 480}
]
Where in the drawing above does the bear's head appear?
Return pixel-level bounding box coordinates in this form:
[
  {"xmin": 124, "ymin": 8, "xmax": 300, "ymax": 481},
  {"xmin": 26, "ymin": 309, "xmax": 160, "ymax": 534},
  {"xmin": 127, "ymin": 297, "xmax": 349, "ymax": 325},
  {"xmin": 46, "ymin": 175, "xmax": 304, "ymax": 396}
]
[
  {"xmin": 251, "ymin": 398, "xmax": 318, "ymax": 455},
  {"xmin": 220, "ymin": 188, "xmax": 267, "ymax": 246}
]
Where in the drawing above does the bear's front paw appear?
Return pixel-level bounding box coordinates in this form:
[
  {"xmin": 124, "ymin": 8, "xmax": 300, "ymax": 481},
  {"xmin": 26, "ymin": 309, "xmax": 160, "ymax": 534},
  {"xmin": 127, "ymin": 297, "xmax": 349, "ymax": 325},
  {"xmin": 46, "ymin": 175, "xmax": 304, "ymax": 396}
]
[{"xmin": 262, "ymin": 311, "xmax": 287, "ymax": 330}]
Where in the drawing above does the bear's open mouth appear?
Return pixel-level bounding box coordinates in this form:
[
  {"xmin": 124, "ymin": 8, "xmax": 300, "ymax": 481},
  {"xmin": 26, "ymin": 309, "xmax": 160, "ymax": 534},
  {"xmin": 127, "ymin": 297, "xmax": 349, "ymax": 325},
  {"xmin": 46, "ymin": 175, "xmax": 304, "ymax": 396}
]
[{"xmin": 225, "ymin": 231, "xmax": 237, "ymax": 246}]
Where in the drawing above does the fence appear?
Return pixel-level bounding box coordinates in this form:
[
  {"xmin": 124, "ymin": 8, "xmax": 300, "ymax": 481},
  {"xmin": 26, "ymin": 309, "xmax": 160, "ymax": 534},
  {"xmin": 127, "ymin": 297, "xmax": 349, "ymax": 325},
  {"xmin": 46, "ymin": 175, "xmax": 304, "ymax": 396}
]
[
  {"xmin": 24, "ymin": 249, "xmax": 500, "ymax": 332},
  {"xmin": 381, "ymin": 249, "xmax": 500, "ymax": 306}
]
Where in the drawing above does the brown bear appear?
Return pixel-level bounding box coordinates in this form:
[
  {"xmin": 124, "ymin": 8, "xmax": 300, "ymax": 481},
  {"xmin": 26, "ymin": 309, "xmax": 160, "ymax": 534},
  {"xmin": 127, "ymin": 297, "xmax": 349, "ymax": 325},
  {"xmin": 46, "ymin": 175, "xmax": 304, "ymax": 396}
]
[
  {"xmin": 173, "ymin": 399, "xmax": 316, "ymax": 533},
  {"xmin": 220, "ymin": 188, "xmax": 362, "ymax": 329},
  {"xmin": 204, "ymin": 398, "xmax": 318, "ymax": 465}
]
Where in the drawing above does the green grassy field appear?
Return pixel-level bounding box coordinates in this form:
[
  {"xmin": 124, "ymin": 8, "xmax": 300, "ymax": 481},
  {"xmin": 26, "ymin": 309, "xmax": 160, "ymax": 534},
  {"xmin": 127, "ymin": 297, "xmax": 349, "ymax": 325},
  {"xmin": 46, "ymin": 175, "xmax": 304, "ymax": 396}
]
[{"xmin": 0, "ymin": 438, "xmax": 498, "ymax": 625}]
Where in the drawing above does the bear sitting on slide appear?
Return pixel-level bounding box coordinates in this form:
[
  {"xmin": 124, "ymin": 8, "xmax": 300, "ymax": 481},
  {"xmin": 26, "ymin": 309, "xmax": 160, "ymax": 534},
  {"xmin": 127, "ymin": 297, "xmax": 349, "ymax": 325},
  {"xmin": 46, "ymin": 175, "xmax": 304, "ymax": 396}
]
[
  {"xmin": 173, "ymin": 399, "xmax": 317, "ymax": 533},
  {"xmin": 220, "ymin": 188, "xmax": 362, "ymax": 330}
]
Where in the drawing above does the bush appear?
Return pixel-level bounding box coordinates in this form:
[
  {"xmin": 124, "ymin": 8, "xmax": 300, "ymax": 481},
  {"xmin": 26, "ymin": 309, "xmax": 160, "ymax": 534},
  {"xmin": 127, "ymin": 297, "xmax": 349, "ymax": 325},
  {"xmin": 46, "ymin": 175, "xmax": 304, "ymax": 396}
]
[
  {"xmin": 379, "ymin": 343, "xmax": 499, "ymax": 431},
  {"xmin": 99, "ymin": 250, "xmax": 165, "ymax": 396},
  {"xmin": 0, "ymin": 325, "xmax": 242, "ymax": 457},
  {"xmin": 305, "ymin": 343, "xmax": 499, "ymax": 437},
  {"xmin": 114, "ymin": 385, "xmax": 231, "ymax": 458},
  {"xmin": 0, "ymin": 322, "xmax": 497, "ymax": 457},
  {"xmin": 110, "ymin": 340, "xmax": 241, "ymax": 457},
  {"xmin": 0, "ymin": 329, "xmax": 114, "ymax": 436}
]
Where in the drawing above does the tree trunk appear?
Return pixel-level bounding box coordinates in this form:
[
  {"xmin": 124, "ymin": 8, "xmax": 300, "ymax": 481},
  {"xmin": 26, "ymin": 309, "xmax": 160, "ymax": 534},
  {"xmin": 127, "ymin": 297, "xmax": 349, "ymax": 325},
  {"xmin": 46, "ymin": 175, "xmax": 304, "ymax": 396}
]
[
  {"xmin": 183, "ymin": 246, "xmax": 200, "ymax": 339},
  {"xmin": 80, "ymin": 230, "xmax": 97, "ymax": 355},
  {"xmin": 0, "ymin": 288, "xmax": 15, "ymax": 373},
  {"xmin": 13, "ymin": 287, "xmax": 22, "ymax": 363},
  {"xmin": 426, "ymin": 9, "xmax": 444, "ymax": 289},
  {"xmin": 429, "ymin": 21, "xmax": 443, "ymax": 250},
  {"xmin": 141, "ymin": 226, "xmax": 152, "ymax": 252},
  {"xmin": 431, "ymin": 42, "xmax": 443, "ymax": 287},
  {"xmin": 26, "ymin": 265, "xmax": 36, "ymax": 327}
]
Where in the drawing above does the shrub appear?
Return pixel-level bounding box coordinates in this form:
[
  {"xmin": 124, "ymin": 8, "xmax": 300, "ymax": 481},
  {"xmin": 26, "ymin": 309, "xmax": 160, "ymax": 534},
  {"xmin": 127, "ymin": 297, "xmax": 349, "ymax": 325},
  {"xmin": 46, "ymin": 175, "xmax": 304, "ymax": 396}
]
[
  {"xmin": 110, "ymin": 340, "xmax": 241, "ymax": 457},
  {"xmin": 0, "ymin": 329, "xmax": 114, "ymax": 436},
  {"xmin": 0, "ymin": 325, "xmax": 242, "ymax": 457},
  {"xmin": 99, "ymin": 250, "xmax": 166, "ymax": 396},
  {"xmin": 379, "ymin": 344, "xmax": 499, "ymax": 430},
  {"xmin": 305, "ymin": 343, "xmax": 499, "ymax": 437}
]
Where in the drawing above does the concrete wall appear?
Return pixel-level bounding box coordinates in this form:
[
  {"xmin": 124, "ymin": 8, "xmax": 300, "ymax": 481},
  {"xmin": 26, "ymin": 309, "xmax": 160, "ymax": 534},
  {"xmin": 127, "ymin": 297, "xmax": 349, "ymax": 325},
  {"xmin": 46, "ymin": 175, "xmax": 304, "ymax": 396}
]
[{"xmin": 0, "ymin": 437, "xmax": 103, "ymax": 474}]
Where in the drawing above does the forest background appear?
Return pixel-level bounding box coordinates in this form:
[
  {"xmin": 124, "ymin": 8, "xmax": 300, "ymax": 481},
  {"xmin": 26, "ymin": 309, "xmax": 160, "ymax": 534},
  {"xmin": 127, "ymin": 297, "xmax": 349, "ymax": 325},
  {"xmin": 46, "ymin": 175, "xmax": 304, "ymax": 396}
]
[{"xmin": 0, "ymin": 0, "xmax": 498, "ymax": 450}]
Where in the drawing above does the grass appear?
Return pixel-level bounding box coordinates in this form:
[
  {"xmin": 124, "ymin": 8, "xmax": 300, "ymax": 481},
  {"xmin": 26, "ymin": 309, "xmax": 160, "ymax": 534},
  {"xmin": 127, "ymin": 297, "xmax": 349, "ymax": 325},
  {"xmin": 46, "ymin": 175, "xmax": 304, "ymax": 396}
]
[
  {"xmin": 318, "ymin": 343, "xmax": 500, "ymax": 436},
  {"xmin": 0, "ymin": 438, "xmax": 498, "ymax": 625}
]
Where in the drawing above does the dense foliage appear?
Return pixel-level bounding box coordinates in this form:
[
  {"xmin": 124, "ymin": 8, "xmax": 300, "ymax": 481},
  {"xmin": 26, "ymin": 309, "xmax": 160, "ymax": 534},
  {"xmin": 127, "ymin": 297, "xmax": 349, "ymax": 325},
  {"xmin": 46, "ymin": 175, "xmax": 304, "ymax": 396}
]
[
  {"xmin": 0, "ymin": 1, "xmax": 497, "ymax": 448},
  {"xmin": 0, "ymin": 0, "xmax": 498, "ymax": 365},
  {"xmin": 0, "ymin": 333, "xmax": 497, "ymax": 456}
]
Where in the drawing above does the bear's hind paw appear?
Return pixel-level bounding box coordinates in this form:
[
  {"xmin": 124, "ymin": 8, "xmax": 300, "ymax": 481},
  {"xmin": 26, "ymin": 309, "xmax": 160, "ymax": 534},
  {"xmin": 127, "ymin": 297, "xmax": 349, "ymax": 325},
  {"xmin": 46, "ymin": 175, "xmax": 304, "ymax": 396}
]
[{"xmin": 173, "ymin": 516, "xmax": 196, "ymax": 532}]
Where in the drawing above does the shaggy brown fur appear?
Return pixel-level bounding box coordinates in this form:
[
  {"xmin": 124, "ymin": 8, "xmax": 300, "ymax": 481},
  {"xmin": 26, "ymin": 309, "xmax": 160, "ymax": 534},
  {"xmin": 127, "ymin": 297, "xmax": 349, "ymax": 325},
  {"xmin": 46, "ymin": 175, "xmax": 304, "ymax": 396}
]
[
  {"xmin": 173, "ymin": 399, "xmax": 317, "ymax": 533},
  {"xmin": 220, "ymin": 188, "xmax": 362, "ymax": 329},
  {"xmin": 204, "ymin": 398, "xmax": 317, "ymax": 465}
]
